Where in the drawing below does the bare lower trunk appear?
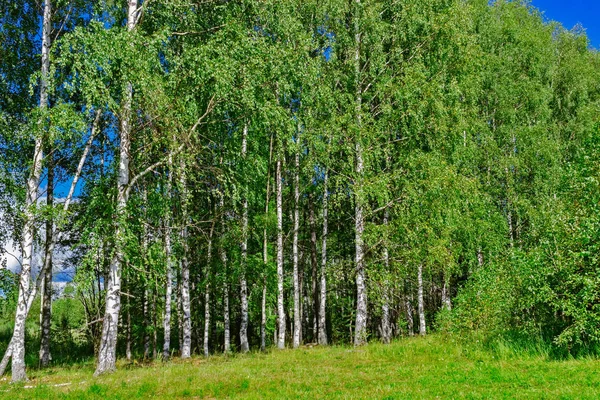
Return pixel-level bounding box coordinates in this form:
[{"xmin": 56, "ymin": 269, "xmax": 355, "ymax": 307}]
[
  {"xmin": 95, "ymin": 0, "xmax": 138, "ymax": 375},
  {"xmin": 441, "ymin": 275, "xmax": 452, "ymax": 311},
  {"xmin": 163, "ymin": 217, "xmax": 173, "ymax": 360},
  {"xmin": 318, "ymin": 170, "xmax": 328, "ymax": 346},
  {"xmin": 418, "ymin": 265, "xmax": 426, "ymax": 336},
  {"xmin": 39, "ymin": 156, "xmax": 54, "ymax": 367},
  {"xmin": 261, "ymin": 278, "xmax": 267, "ymax": 351},
  {"xmin": 126, "ymin": 297, "xmax": 132, "ymax": 361},
  {"xmin": 292, "ymin": 150, "xmax": 301, "ymax": 349},
  {"xmin": 10, "ymin": 0, "xmax": 50, "ymax": 383},
  {"xmin": 179, "ymin": 160, "xmax": 192, "ymax": 358},
  {"xmin": 219, "ymin": 193, "xmax": 230, "ymax": 354},
  {"xmin": 239, "ymin": 124, "xmax": 249, "ymax": 353},
  {"xmin": 405, "ymin": 295, "xmax": 414, "ymax": 336},
  {"xmin": 143, "ymin": 285, "xmax": 151, "ymax": 359},
  {"xmin": 261, "ymin": 134, "xmax": 273, "ymax": 352},
  {"xmin": 276, "ymin": 157, "xmax": 285, "ymax": 349},
  {"xmin": 353, "ymin": 0, "xmax": 367, "ymax": 347},
  {"xmin": 381, "ymin": 209, "xmax": 391, "ymax": 344},
  {"xmin": 204, "ymin": 217, "xmax": 215, "ymax": 357},
  {"xmin": 180, "ymin": 259, "xmax": 191, "ymax": 358},
  {"xmin": 309, "ymin": 197, "xmax": 319, "ymax": 342},
  {"xmin": 142, "ymin": 191, "xmax": 151, "ymax": 360}
]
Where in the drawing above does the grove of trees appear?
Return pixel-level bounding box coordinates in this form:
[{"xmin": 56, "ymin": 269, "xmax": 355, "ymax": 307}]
[{"xmin": 1, "ymin": 0, "xmax": 600, "ymax": 383}]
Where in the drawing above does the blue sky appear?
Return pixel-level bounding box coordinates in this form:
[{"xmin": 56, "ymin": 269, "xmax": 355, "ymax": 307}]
[{"xmin": 531, "ymin": 0, "xmax": 600, "ymax": 48}]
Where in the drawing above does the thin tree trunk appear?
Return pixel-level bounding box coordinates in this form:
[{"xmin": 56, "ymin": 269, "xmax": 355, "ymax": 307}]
[
  {"xmin": 95, "ymin": 0, "xmax": 138, "ymax": 375},
  {"xmin": 353, "ymin": 0, "xmax": 367, "ymax": 347},
  {"xmin": 292, "ymin": 148, "xmax": 301, "ymax": 349},
  {"xmin": 239, "ymin": 124, "xmax": 250, "ymax": 353},
  {"xmin": 406, "ymin": 294, "xmax": 414, "ymax": 337},
  {"xmin": 163, "ymin": 156, "xmax": 174, "ymax": 360},
  {"xmin": 179, "ymin": 159, "xmax": 192, "ymax": 358},
  {"xmin": 204, "ymin": 210, "xmax": 215, "ymax": 357},
  {"xmin": 276, "ymin": 156, "xmax": 285, "ymax": 349},
  {"xmin": 39, "ymin": 152, "xmax": 54, "ymax": 367},
  {"xmin": 261, "ymin": 134, "xmax": 273, "ymax": 352},
  {"xmin": 381, "ymin": 209, "xmax": 391, "ymax": 344},
  {"xmin": 219, "ymin": 193, "xmax": 230, "ymax": 354},
  {"xmin": 309, "ymin": 196, "xmax": 319, "ymax": 342},
  {"xmin": 441, "ymin": 273, "xmax": 452, "ymax": 311},
  {"xmin": 318, "ymin": 170, "xmax": 328, "ymax": 346},
  {"xmin": 126, "ymin": 293, "xmax": 132, "ymax": 361},
  {"xmin": 142, "ymin": 192, "xmax": 151, "ymax": 359},
  {"xmin": 10, "ymin": 0, "xmax": 50, "ymax": 381},
  {"xmin": 418, "ymin": 264, "xmax": 426, "ymax": 336}
]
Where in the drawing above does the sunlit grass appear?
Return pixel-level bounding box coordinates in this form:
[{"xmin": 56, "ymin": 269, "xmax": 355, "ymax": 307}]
[{"xmin": 1, "ymin": 335, "xmax": 599, "ymax": 399}]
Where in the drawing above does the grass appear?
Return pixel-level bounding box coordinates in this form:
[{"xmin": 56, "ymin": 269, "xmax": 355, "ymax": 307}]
[{"xmin": 1, "ymin": 335, "xmax": 599, "ymax": 399}]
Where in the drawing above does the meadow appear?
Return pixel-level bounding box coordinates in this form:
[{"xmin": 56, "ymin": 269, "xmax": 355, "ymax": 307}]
[{"xmin": 1, "ymin": 335, "xmax": 598, "ymax": 399}]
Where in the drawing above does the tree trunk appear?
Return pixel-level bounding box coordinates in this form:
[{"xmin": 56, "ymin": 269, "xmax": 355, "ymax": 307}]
[
  {"xmin": 418, "ymin": 264, "xmax": 426, "ymax": 336},
  {"xmin": 126, "ymin": 294, "xmax": 132, "ymax": 362},
  {"xmin": 204, "ymin": 216, "xmax": 215, "ymax": 357},
  {"xmin": 95, "ymin": 0, "xmax": 138, "ymax": 375},
  {"xmin": 261, "ymin": 134, "xmax": 273, "ymax": 352},
  {"xmin": 292, "ymin": 149, "xmax": 301, "ymax": 348},
  {"xmin": 381, "ymin": 209, "xmax": 391, "ymax": 344},
  {"xmin": 406, "ymin": 294, "xmax": 414, "ymax": 337},
  {"xmin": 219, "ymin": 193, "xmax": 230, "ymax": 354},
  {"xmin": 179, "ymin": 160, "xmax": 192, "ymax": 358},
  {"xmin": 276, "ymin": 157, "xmax": 285, "ymax": 349},
  {"xmin": 239, "ymin": 124, "xmax": 250, "ymax": 353},
  {"xmin": 441, "ymin": 274, "xmax": 452, "ymax": 311},
  {"xmin": 9, "ymin": 0, "xmax": 51, "ymax": 382},
  {"xmin": 39, "ymin": 152, "xmax": 54, "ymax": 367},
  {"xmin": 162, "ymin": 154, "xmax": 174, "ymax": 361},
  {"xmin": 353, "ymin": 0, "xmax": 367, "ymax": 347},
  {"xmin": 318, "ymin": 170, "xmax": 328, "ymax": 346},
  {"xmin": 309, "ymin": 196, "xmax": 319, "ymax": 342}
]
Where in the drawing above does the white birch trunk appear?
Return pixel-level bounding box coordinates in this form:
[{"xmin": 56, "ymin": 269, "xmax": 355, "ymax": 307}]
[
  {"xmin": 179, "ymin": 160, "xmax": 192, "ymax": 358},
  {"xmin": 309, "ymin": 197, "xmax": 319, "ymax": 342},
  {"xmin": 219, "ymin": 193, "xmax": 230, "ymax": 354},
  {"xmin": 204, "ymin": 217, "xmax": 215, "ymax": 357},
  {"xmin": 418, "ymin": 264, "xmax": 426, "ymax": 336},
  {"xmin": 353, "ymin": 0, "xmax": 367, "ymax": 346},
  {"xmin": 381, "ymin": 209, "xmax": 391, "ymax": 344},
  {"xmin": 276, "ymin": 157, "xmax": 285, "ymax": 349},
  {"xmin": 239, "ymin": 124, "xmax": 250, "ymax": 353},
  {"xmin": 163, "ymin": 155, "xmax": 174, "ymax": 360},
  {"xmin": 10, "ymin": 0, "xmax": 50, "ymax": 381},
  {"xmin": 318, "ymin": 170, "xmax": 328, "ymax": 346},
  {"xmin": 95, "ymin": 0, "xmax": 137, "ymax": 375},
  {"xmin": 261, "ymin": 134, "xmax": 273, "ymax": 352},
  {"xmin": 292, "ymin": 149, "xmax": 301, "ymax": 348},
  {"xmin": 441, "ymin": 275, "xmax": 452, "ymax": 311},
  {"xmin": 406, "ymin": 294, "xmax": 414, "ymax": 337}
]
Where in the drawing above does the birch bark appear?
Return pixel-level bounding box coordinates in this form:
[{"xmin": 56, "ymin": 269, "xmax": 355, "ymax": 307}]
[
  {"xmin": 239, "ymin": 124, "xmax": 250, "ymax": 353},
  {"xmin": 353, "ymin": 0, "xmax": 368, "ymax": 346},
  {"xmin": 318, "ymin": 170, "xmax": 328, "ymax": 345},
  {"xmin": 418, "ymin": 264, "xmax": 426, "ymax": 336},
  {"xmin": 276, "ymin": 157, "xmax": 285, "ymax": 349},
  {"xmin": 94, "ymin": 0, "xmax": 138, "ymax": 375},
  {"xmin": 179, "ymin": 159, "xmax": 192, "ymax": 358},
  {"xmin": 292, "ymin": 148, "xmax": 301, "ymax": 348},
  {"xmin": 10, "ymin": 0, "xmax": 50, "ymax": 381}
]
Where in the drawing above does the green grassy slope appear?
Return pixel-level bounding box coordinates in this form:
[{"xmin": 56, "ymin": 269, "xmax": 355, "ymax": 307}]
[{"xmin": 1, "ymin": 335, "xmax": 598, "ymax": 399}]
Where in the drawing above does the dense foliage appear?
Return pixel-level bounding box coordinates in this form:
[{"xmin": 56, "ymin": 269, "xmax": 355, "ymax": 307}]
[{"xmin": 1, "ymin": 0, "xmax": 599, "ymax": 380}]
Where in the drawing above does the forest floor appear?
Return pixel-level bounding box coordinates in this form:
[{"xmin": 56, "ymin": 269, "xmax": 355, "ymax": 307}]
[{"xmin": 0, "ymin": 335, "xmax": 599, "ymax": 399}]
